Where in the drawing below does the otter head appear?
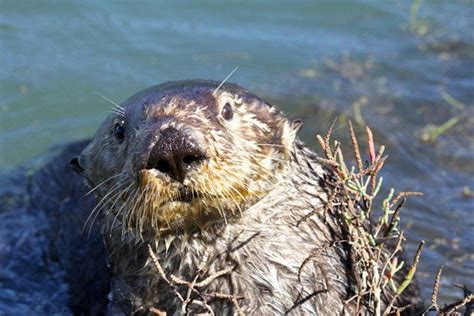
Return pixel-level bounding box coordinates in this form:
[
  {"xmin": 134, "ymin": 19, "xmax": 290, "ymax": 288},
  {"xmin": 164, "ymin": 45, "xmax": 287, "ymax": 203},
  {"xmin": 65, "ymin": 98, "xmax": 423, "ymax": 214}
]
[{"xmin": 72, "ymin": 80, "xmax": 302, "ymax": 234}]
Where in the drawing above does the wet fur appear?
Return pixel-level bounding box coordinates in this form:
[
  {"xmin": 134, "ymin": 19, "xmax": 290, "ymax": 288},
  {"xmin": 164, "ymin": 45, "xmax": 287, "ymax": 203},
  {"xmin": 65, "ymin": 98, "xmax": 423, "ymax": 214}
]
[
  {"xmin": 73, "ymin": 80, "xmax": 419, "ymax": 314},
  {"xmin": 0, "ymin": 141, "xmax": 110, "ymax": 315},
  {"xmin": 104, "ymin": 143, "xmax": 359, "ymax": 315}
]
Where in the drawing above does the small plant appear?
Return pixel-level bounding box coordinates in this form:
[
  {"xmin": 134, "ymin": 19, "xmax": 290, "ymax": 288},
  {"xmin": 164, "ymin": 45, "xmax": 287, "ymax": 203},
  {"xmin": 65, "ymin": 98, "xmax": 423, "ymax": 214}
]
[
  {"xmin": 299, "ymin": 118, "xmax": 424, "ymax": 315},
  {"xmin": 305, "ymin": 118, "xmax": 473, "ymax": 315}
]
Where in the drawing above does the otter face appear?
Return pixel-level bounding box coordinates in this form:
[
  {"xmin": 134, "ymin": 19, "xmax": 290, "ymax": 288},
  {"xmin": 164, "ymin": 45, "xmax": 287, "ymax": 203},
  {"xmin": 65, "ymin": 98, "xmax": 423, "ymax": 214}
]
[{"xmin": 73, "ymin": 80, "xmax": 301, "ymax": 233}]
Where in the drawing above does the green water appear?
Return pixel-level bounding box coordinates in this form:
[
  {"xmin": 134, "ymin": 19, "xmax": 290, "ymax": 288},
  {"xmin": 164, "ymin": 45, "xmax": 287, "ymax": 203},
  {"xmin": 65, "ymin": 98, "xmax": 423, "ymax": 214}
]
[{"xmin": 1, "ymin": 0, "xmax": 473, "ymax": 304}]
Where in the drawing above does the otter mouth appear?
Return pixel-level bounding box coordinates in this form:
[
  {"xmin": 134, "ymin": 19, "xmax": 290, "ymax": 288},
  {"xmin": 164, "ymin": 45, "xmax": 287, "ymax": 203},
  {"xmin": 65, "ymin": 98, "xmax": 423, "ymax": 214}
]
[{"xmin": 172, "ymin": 187, "xmax": 202, "ymax": 203}]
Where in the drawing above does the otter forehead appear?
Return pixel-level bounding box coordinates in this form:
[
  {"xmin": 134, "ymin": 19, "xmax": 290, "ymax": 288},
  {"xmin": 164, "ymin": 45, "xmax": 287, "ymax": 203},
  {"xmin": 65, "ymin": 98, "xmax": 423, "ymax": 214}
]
[
  {"xmin": 120, "ymin": 80, "xmax": 271, "ymax": 118},
  {"xmin": 123, "ymin": 80, "xmax": 265, "ymax": 105}
]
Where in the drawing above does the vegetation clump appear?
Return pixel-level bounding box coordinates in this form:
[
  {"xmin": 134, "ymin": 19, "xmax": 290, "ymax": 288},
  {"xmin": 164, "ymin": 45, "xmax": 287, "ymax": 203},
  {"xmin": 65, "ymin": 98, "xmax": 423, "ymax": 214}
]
[{"xmin": 310, "ymin": 118, "xmax": 473, "ymax": 315}]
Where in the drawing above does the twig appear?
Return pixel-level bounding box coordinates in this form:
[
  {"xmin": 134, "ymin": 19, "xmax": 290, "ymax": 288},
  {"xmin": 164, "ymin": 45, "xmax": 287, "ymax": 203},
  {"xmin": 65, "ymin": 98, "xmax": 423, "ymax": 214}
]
[
  {"xmin": 208, "ymin": 293, "xmax": 245, "ymax": 316},
  {"xmin": 149, "ymin": 307, "xmax": 167, "ymax": 316},
  {"xmin": 439, "ymin": 294, "xmax": 474, "ymax": 314},
  {"xmin": 195, "ymin": 267, "xmax": 234, "ymax": 288},
  {"xmin": 169, "ymin": 266, "xmax": 234, "ymax": 292},
  {"xmin": 148, "ymin": 244, "xmax": 185, "ymax": 302},
  {"xmin": 284, "ymin": 289, "xmax": 329, "ymax": 315},
  {"xmin": 148, "ymin": 244, "xmax": 243, "ymax": 314},
  {"xmin": 298, "ymin": 242, "xmax": 336, "ymax": 281},
  {"xmin": 296, "ymin": 185, "xmax": 339, "ymax": 226}
]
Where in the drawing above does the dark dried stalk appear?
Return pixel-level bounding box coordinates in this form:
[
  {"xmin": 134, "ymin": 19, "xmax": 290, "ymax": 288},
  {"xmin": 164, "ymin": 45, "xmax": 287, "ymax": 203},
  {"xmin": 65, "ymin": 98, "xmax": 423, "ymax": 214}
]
[
  {"xmin": 297, "ymin": 241, "xmax": 337, "ymax": 281},
  {"xmin": 439, "ymin": 294, "xmax": 474, "ymax": 314},
  {"xmin": 383, "ymin": 198, "xmax": 406, "ymax": 238},
  {"xmin": 400, "ymin": 240, "xmax": 425, "ymax": 295},
  {"xmin": 285, "ymin": 289, "xmax": 329, "ymax": 315}
]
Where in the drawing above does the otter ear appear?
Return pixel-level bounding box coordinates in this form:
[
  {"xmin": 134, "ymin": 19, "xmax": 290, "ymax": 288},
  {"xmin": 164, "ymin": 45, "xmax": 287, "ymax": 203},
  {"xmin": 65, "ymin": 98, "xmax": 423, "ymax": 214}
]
[
  {"xmin": 291, "ymin": 119, "xmax": 303, "ymax": 133},
  {"xmin": 70, "ymin": 157, "xmax": 85, "ymax": 175},
  {"xmin": 280, "ymin": 118, "xmax": 302, "ymax": 149}
]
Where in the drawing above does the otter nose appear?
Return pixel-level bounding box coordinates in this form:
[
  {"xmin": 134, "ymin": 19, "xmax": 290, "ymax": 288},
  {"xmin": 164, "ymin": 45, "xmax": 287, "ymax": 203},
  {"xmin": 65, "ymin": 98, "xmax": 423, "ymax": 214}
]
[{"xmin": 146, "ymin": 127, "xmax": 206, "ymax": 183}]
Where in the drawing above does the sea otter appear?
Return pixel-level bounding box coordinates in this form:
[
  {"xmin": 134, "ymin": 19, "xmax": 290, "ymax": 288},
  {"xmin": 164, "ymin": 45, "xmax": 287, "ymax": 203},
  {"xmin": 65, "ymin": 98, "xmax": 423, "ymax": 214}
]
[{"xmin": 0, "ymin": 80, "xmax": 420, "ymax": 315}]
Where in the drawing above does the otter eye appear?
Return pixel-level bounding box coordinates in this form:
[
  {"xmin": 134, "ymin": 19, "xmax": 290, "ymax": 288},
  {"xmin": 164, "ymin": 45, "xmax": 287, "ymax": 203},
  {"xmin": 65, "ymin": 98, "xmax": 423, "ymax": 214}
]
[
  {"xmin": 114, "ymin": 121, "xmax": 125, "ymax": 142},
  {"xmin": 221, "ymin": 103, "xmax": 233, "ymax": 120}
]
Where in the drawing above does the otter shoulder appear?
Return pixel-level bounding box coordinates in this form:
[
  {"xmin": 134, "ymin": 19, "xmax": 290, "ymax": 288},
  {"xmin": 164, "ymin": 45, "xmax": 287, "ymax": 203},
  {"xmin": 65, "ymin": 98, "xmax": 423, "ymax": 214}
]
[{"xmin": 0, "ymin": 140, "xmax": 110, "ymax": 315}]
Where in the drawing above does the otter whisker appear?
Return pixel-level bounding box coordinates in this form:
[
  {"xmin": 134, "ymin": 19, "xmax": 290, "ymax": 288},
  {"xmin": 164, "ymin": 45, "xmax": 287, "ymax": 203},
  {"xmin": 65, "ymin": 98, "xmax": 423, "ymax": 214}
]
[
  {"xmin": 229, "ymin": 153, "xmax": 286, "ymax": 182},
  {"xmin": 221, "ymin": 182, "xmax": 247, "ymax": 205},
  {"xmin": 95, "ymin": 184, "xmax": 126, "ymax": 225},
  {"xmin": 221, "ymin": 185, "xmax": 245, "ymax": 217},
  {"xmin": 133, "ymin": 185, "xmax": 150, "ymax": 234},
  {"xmin": 218, "ymin": 137, "xmax": 288, "ymax": 166},
  {"xmin": 94, "ymin": 91, "xmax": 125, "ymax": 112},
  {"xmin": 126, "ymin": 185, "xmax": 143, "ymax": 224},
  {"xmin": 104, "ymin": 110, "xmax": 126, "ymax": 118},
  {"xmin": 122, "ymin": 188, "xmax": 139, "ymax": 232},
  {"xmin": 238, "ymin": 151, "xmax": 288, "ymax": 165},
  {"xmin": 213, "ymin": 66, "xmax": 239, "ymax": 94},
  {"xmin": 112, "ymin": 108, "xmax": 126, "ymax": 116},
  {"xmin": 195, "ymin": 165, "xmax": 254, "ymax": 219},
  {"xmin": 110, "ymin": 183, "xmax": 135, "ymax": 232},
  {"xmin": 222, "ymin": 162, "xmax": 277, "ymax": 189},
  {"xmin": 255, "ymin": 143, "xmax": 288, "ymax": 148},
  {"xmin": 86, "ymin": 184, "xmax": 129, "ymax": 239},
  {"xmin": 83, "ymin": 182, "xmax": 124, "ymax": 231},
  {"xmin": 212, "ymin": 193, "xmax": 228, "ymax": 223},
  {"xmin": 212, "ymin": 186, "xmax": 236, "ymax": 217},
  {"xmin": 123, "ymin": 184, "xmax": 144, "ymax": 232},
  {"xmin": 86, "ymin": 173, "xmax": 122, "ymax": 196},
  {"xmin": 197, "ymin": 178, "xmax": 227, "ymax": 220},
  {"xmin": 133, "ymin": 186, "xmax": 149, "ymax": 235}
]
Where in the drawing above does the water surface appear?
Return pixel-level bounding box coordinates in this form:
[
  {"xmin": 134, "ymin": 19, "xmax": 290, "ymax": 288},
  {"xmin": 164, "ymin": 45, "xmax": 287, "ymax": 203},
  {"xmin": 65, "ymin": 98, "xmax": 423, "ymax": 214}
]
[{"xmin": 1, "ymin": 0, "xmax": 473, "ymax": 304}]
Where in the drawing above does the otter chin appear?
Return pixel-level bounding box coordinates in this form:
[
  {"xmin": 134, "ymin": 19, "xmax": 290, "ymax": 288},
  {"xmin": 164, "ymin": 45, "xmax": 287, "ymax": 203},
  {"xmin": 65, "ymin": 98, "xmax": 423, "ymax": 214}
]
[{"xmin": 69, "ymin": 80, "xmax": 419, "ymax": 315}]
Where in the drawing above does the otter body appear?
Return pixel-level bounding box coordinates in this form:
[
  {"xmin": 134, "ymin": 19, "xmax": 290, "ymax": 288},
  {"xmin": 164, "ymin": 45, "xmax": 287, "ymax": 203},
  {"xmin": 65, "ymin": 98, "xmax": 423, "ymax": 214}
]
[
  {"xmin": 0, "ymin": 141, "xmax": 109, "ymax": 315},
  {"xmin": 0, "ymin": 80, "xmax": 419, "ymax": 315},
  {"xmin": 105, "ymin": 143, "xmax": 350, "ymax": 315}
]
